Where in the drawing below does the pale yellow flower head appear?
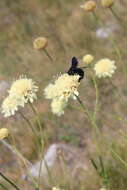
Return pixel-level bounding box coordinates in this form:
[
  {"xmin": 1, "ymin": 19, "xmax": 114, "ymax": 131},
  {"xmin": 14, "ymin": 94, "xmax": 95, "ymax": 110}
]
[
  {"xmin": 9, "ymin": 76, "xmax": 38, "ymax": 104},
  {"xmin": 100, "ymin": 188, "xmax": 107, "ymax": 190},
  {"xmin": 33, "ymin": 37, "xmax": 48, "ymax": 50},
  {"xmin": 82, "ymin": 54, "xmax": 94, "ymax": 64},
  {"xmin": 1, "ymin": 96, "xmax": 23, "ymax": 117},
  {"xmin": 94, "ymin": 58, "xmax": 116, "ymax": 78},
  {"xmin": 44, "ymin": 83, "xmax": 56, "ymax": 99},
  {"xmin": 51, "ymin": 99, "xmax": 67, "ymax": 116},
  {"xmin": 80, "ymin": 0, "xmax": 96, "ymax": 12},
  {"xmin": 0, "ymin": 128, "xmax": 9, "ymax": 139},
  {"xmin": 101, "ymin": 0, "xmax": 115, "ymax": 8},
  {"xmin": 44, "ymin": 73, "xmax": 80, "ymax": 101},
  {"xmin": 52, "ymin": 187, "xmax": 64, "ymax": 190}
]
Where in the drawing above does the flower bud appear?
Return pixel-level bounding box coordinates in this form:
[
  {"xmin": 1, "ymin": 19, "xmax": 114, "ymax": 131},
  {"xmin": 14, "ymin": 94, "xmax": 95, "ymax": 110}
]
[
  {"xmin": 80, "ymin": 1, "xmax": 96, "ymax": 12},
  {"xmin": 33, "ymin": 37, "xmax": 48, "ymax": 50},
  {"xmin": 0, "ymin": 128, "xmax": 9, "ymax": 139},
  {"xmin": 101, "ymin": 0, "xmax": 115, "ymax": 8},
  {"xmin": 82, "ymin": 54, "xmax": 94, "ymax": 64}
]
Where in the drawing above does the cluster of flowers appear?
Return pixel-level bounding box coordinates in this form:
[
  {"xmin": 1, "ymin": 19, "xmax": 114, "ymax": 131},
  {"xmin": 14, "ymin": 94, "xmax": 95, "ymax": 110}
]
[
  {"xmin": 1, "ymin": 37, "xmax": 117, "ymax": 118},
  {"xmin": 43, "ymin": 55, "xmax": 116, "ymax": 116},
  {"xmin": 80, "ymin": 0, "xmax": 115, "ymax": 12},
  {"xmin": 1, "ymin": 76, "xmax": 38, "ymax": 117},
  {"xmin": 44, "ymin": 73, "xmax": 80, "ymax": 116}
]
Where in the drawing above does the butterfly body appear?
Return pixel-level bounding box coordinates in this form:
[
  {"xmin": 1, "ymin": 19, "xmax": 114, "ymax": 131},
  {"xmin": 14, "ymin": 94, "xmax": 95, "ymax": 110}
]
[{"xmin": 67, "ymin": 57, "xmax": 84, "ymax": 81}]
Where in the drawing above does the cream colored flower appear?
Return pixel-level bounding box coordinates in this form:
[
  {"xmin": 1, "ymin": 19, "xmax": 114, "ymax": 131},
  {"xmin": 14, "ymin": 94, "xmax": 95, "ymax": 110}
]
[
  {"xmin": 52, "ymin": 187, "xmax": 64, "ymax": 190},
  {"xmin": 82, "ymin": 54, "xmax": 94, "ymax": 64},
  {"xmin": 51, "ymin": 99, "xmax": 67, "ymax": 116},
  {"xmin": 1, "ymin": 96, "xmax": 23, "ymax": 117},
  {"xmin": 94, "ymin": 58, "xmax": 116, "ymax": 78},
  {"xmin": 80, "ymin": 1, "xmax": 96, "ymax": 12},
  {"xmin": 33, "ymin": 37, "xmax": 48, "ymax": 50},
  {"xmin": 101, "ymin": 0, "xmax": 115, "ymax": 8},
  {"xmin": 100, "ymin": 188, "xmax": 107, "ymax": 190},
  {"xmin": 44, "ymin": 73, "xmax": 80, "ymax": 101},
  {"xmin": 9, "ymin": 76, "xmax": 38, "ymax": 104},
  {"xmin": 0, "ymin": 128, "xmax": 9, "ymax": 139},
  {"xmin": 44, "ymin": 83, "xmax": 56, "ymax": 99}
]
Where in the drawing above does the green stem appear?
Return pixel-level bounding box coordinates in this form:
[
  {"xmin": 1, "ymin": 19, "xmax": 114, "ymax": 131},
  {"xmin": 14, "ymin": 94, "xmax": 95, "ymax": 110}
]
[
  {"xmin": 37, "ymin": 142, "xmax": 45, "ymax": 189},
  {"xmin": 110, "ymin": 7, "xmax": 127, "ymax": 30},
  {"xmin": 111, "ymin": 149, "xmax": 127, "ymax": 168},
  {"xmin": 43, "ymin": 159, "xmax": 53, "ymax": 186},
  {"xmin": 75, "ymin": 95, "xmax": 100, "ymax": 134},
  {"xmin": 29, "ymin": 103, "xmax": 47, "ymax": 189},
  {"xmin": 0, "ymin": 172, "xmax": 21, "ymax": 190},
  {"xmin": 19, "ymin": 111, "xmax": 38, "ymax": 138},
  {"xmin": 29, "ymin": 103, "xmax": 43, "ymax": 135},
  {"xmin": 92, "ymin": 76, "xmax": 99, "ymax": 121},
  {"xmin": 92, "ymin": 10, "xmax": 123, "ymax": 63},
  {"xmin": 44, "ymin": 48, "xmax": 54, "ymax": 63},
  {"xmin": 92, "ymin": 11, "xmax": 102, "ymax": 26}
]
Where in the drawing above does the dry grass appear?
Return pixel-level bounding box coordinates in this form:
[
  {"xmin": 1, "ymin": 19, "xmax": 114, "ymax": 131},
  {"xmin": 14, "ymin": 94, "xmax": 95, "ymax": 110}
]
[{"xmin": 1, "ymin": 0, "xmax": 127, "ymax": 190}]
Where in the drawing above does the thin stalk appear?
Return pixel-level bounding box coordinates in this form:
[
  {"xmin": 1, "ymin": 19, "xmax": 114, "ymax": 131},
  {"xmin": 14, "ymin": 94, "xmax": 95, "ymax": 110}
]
[
  {"xmin": 37, "ymin": 141, "xmax": 45, "ymax": 189},
  {"xmin": 58, "ymin": 153, "xmax": 71, "ymax": 190},
  {"xmin": 43, "ymin": 159, "xmax": 53, "ymax": 186},
  {"xmin": 1, "ymin": 140, "xmax": 31, "ymax": 167},
  {"xmin": 111, "ymin": 149, "xmax": 127, "ymax": 168},
  {"xmin": 29, "ymin": 103, "xmax": 47, "ymax": 189},
  {"xmin": 18, "ymin": 111, "xmax": 38, "ymax": 138},
  {"xmin": 44, "ymin": 48, "xmax": 54, "ymax": 63},
  {"xmin": 93, "ymin": 10, "xmax": 127, "ymax": 78},
  {"xmin": 29, "ymin": 103, "xmax": 43, "ymax": 137},
  {"xmin": 75, "ymin": 95, "xmax": 100, "ymax": 134},
  {"xmin": 92, "ymin": 10, "xmax": 123, "ymax": 65},
  {"xmin": 92, "ymin": 76, "xmax": 99, "ymax": 121},
  {"xmin": 1, "ymin": 140, "xmax": 38, "ymax": 188},
  {"xmin": 109, "ymin": 7, "xmax": 127, "ymax": 30},
  {"xmin": 92, "ymin": 11, "xmax": 102, "ymax": 26},
  {"xmin": 0, "ymin": 172, "xmax": 21, "ymax": 190}
]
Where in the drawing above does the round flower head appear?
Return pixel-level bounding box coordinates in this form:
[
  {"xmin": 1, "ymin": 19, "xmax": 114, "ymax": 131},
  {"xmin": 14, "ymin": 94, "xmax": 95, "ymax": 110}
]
[
  {"xmin": 51, "ymin": 99, "xmax": 67, "ymax": 116},
  {"xmin": 44, "ymin": 73, "xmax": 80, "ymax": 101},
  {"xmin": 94, "ymin": 58, "xmax": 116, "ymax": 78},
  {"xmin": 80, "ymin": 1, "xmax": 96, "ymax": 12},
  {"xmin": 53, "ymin": 187, "xmax": 65, "ymax": 190},
  {"xmin": 1, "ymin": 96, "xmax": 23, "ymax": 117},
  {"xmin": 33, "ymin": 37, "xmax": 48, "ymax": 50},
  {"xmin": 101, "ymin": 0, "xmax": 115, "ymax": 8},
  {"xmin": 9, "ymin": 76, "xmax": 38, "ymax": 104},
  {"xmin": 82, "ymin": 54, "xmax": 94, "ymax": 64},
  {"xmin": 44, "ymin": 83, "xmax": 56, "ymax": 99},
  {"xmin": 0, "ymin": 128, "xmax": 9, "ymax": 139}
]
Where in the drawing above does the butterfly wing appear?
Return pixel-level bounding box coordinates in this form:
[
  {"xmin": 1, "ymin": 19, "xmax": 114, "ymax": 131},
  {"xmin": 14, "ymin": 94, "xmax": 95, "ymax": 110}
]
[{"xmin": 71, "ymin": 57, "xmax": 78, "ymax": 68}]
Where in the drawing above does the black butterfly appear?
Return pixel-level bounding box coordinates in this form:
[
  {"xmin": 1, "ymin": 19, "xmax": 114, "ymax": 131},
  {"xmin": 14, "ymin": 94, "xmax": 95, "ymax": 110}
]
[{"xmin": 67, "ymin": 57, "xmax": 87, "ymax": 81}]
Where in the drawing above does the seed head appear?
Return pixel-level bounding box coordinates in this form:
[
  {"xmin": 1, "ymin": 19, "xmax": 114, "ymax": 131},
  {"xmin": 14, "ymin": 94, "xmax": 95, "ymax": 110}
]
[
  {"xmin": 0, "ymin": 128, "xmax": 9, "ymax": 139},
  {"xmin": 80, "ymin": 1, "xmax": 96, "ymax": 12},
  {"xmin": 33, "ymin": 37, "xmax": 48, "ymax": 50},
  {"xmin": 82, "ymin": 54, "xmax": 94, "ymax": 64},
  {"xmin": 101, "ymin": 0, "xmax": 115, "ymax": 8}
]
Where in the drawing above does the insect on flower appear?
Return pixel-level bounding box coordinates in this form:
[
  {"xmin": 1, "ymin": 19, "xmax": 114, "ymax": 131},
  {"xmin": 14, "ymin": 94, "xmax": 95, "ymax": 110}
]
[{"xmin": 67, "ymin": 57, "xmax": 88, "ymax": 81}]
